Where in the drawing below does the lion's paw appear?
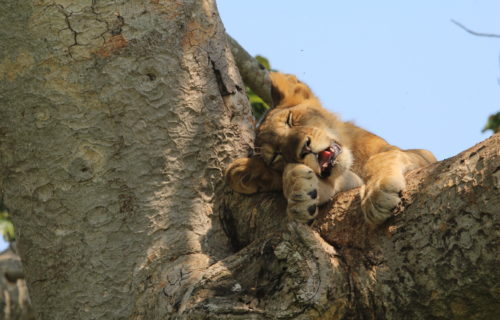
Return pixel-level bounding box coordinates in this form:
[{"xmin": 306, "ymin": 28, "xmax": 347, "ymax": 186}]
[
  {"xmin": 361, "ymin": 175, "xmax": 405, "ymax": 226},
  {"xmin": 283, "ymin": 164, "xmax": 320, "ymax": 223}
]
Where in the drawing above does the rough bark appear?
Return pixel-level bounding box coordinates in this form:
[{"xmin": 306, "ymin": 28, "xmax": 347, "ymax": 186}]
[
  {"xmin": 227, "ymin": 36, "xmax": 272, "ymax": 107},
  {"xmin": 181, "ymin": 134, "xmax": 500, "ymax": 319},
  {"xmin": 0, "ymin": 1, "xmax": 253, "ymax": 319},
  {"xmin": 1, "ymin": 1, "xmax": 498, "ymax": 319}
]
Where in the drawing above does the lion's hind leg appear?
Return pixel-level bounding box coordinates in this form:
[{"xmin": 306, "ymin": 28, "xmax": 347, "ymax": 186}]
[
  {"xmin": 225, "ymin": 157, "xmax": 282, "ymax": 195},
  {"xmin": 405, "ymin": 148, "xmax": 437, "ymax": 165}
]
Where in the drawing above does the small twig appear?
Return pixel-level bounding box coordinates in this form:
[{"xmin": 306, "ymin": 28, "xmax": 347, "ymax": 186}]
[{"xmin": 451, "ymin": 19, "xmax": 500, "ymax": 38}]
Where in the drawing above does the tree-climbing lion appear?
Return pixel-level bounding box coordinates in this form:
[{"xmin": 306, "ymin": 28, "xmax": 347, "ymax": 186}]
[{"xmin": 226, "ymin": 72, "xmax": 436, "ymax": 225}]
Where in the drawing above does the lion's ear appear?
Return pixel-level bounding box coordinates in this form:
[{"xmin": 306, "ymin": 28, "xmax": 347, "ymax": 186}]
[
  {"xmin": 269, "ymin": 72, "xmax": 315, "ymax": 108},
  {"xmin": 225, "ymin": 157, "xmax": 282, "ymax": 194}
]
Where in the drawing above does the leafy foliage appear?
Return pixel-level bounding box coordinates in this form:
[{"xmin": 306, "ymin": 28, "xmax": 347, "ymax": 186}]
[
  {"xmin": 247, "ymin": 87, "xmax": 269, "ymax": 121},
  {"xmin": 482, "ymin": 111, "xmax": 500, "ymax": 134},
  {"xmin": 0, "ymin": 207, "xmax": 15, "ymax": 242},
  {"xmin": 247, "ymin": 55, "xmax": 273, "ymax": 121},
  {"xmin": 255, "ymin": 55, "xmax": 271, "ymax": 71}
]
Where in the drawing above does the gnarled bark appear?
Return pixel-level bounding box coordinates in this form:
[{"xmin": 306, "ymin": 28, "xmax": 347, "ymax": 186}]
[{"xmin": 180, "ymin": 134, "xmax": 499, "ymax": 319}]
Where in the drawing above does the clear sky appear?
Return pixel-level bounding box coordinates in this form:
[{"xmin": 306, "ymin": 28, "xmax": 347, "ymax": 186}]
[{"xmin": 217, "ymin": 0, "xmax": 500, "ymax": 160}]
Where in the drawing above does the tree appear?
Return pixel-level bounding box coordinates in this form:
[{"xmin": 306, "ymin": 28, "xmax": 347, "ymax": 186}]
[
  {"xmin": 1, "ymin": 0, "xmax": 252, "ymax": 318},
  {"xmin": 0, "ymin": 1, "xmax": 498, "ymax": 319}
]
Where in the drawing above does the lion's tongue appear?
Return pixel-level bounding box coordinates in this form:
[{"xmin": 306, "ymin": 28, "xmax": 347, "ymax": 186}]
[{"xmin": 318, "ymin": 150, "xmax": 334, "ymax": 169}]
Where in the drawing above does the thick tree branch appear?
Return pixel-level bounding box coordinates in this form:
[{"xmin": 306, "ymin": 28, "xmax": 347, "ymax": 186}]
[
  {"xmin": 180, "ymin": 133, "xmax": 500, "ymax": 319},
  {"xmin": 227, "ymin": 35, "xmax": 273, "ymax": 107}
]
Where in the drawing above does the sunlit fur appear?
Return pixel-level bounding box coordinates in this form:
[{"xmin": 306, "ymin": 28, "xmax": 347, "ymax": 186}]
[{"xmin": 226, "ymin": 72, "xmax": 436, "ymax": 224}]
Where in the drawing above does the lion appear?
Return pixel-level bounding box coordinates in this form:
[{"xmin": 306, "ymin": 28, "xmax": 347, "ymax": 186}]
[{"xmin": 226, "ymin": 72, "xmax": 436, "ymax": 225}]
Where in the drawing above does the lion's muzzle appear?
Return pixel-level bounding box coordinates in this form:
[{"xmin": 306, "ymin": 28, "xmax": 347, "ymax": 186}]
[{"xmin": 318, "ymin": 143, "xmax": 342, "ymax": 178}]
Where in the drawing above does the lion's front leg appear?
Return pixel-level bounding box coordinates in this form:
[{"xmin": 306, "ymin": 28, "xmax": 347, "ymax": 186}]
[
  {"xmin": 361, "ymin": 172, "xmax": 406, "ymax": 225},
  {"xmin": 361, "ymin": 149, "xmax": 436, "ymax": 226},
  {"xmin": 283, "ymin": 163, "xmax": 321, "ymax": 223}
]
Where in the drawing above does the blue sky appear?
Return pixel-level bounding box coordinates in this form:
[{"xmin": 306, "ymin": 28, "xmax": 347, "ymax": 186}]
[{"xmin": 218, "ymin": 1, "xmax": 500, "ymax": 160}]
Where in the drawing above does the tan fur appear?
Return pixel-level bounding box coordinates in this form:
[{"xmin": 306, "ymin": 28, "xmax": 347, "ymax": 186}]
[{"xmin": 226, "ymin": 72, "xmax": 436, "ymax": 224}]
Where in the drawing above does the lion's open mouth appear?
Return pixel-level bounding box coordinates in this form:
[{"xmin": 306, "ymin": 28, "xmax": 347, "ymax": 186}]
[{"xmin": 317, "ymin": 143, "xmax": 341, "ymax": 178}]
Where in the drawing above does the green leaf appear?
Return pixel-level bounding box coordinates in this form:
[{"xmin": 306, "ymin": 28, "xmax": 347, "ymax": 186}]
[
  {"xmin": 482, "ymin": 111, "xmax": 500, "ymax": 133},
  {"xmin": 247, "ymin": 86, "xmax": 270, "ymax": 121},
  {"xmin": 255, "ymin": 55, "xmax": 271, "ymax": 71},
  {"xmin": 0, "ymin": 210, "xmax": 15, "ymax": 242},
  {"xmin": 244, "ymin": 55, "xmax": 274, "ymax": 122}
]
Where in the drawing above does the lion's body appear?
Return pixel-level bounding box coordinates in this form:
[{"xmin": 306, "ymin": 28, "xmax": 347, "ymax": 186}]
[{"xmin": 226, "ymin": 73, "xmax": 436, "ymax": 224}]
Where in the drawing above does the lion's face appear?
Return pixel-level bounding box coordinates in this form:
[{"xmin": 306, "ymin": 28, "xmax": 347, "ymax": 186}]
[
  {"xmin": 225, "ymin": 72, "xmax": 355, "ymax": 196},
  {"xmin": 256, "ymin": 103, "xmax": 352, "ymax": 180}
]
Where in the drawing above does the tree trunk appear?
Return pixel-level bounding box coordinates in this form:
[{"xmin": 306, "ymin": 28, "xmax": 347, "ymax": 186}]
[
  {"xmin": 0, "ymin": 1, "xmax": 253, "ymax": 319},
  {"xmin": 1, "ymin": 1, "xmax": 498, "ymax": 320}
]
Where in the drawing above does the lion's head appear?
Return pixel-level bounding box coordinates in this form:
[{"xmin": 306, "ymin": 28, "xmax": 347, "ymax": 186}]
[{"xmin": 226, "ymin": 72, "xmax": 353, "ymax": 194}]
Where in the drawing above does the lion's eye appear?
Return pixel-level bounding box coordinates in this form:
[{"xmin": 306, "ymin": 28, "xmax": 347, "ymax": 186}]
[
  {"xmin": 286, "ymin": 112, "xmax": 293, "ymax": 127},
  {"xmin": 270, "ymin": 153, "xmax": 282, "ymax": 165}
]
